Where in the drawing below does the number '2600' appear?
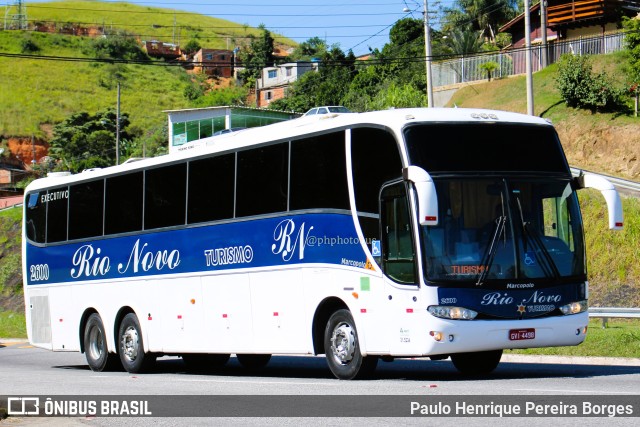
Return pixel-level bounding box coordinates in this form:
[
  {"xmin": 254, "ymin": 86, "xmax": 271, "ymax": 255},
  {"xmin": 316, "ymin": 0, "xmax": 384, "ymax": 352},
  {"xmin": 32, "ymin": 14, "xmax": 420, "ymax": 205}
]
[{"xmin": 30, "ymin": 264, "xmax": 50, "ymax": 281}]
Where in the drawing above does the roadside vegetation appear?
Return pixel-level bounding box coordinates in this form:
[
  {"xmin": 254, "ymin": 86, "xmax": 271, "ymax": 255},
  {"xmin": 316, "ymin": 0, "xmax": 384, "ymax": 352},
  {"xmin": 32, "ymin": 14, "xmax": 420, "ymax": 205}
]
[{"xmin": 506, "ymin": 319, "xmax": 640, "ymax": 358}]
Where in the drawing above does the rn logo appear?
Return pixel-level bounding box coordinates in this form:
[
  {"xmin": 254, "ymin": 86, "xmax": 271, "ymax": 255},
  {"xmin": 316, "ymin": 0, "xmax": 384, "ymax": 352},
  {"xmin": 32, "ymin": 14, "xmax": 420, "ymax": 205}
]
[{"xmin": 272, "ymin": 219, "xmax": 314, "ymax": 262}]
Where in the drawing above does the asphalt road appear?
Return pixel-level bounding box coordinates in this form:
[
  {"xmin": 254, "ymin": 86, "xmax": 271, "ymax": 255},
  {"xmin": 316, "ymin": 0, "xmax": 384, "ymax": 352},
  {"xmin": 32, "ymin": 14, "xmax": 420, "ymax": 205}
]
[{"xmin": 1, "ymin": 340, "xmax": 639, "ymax": 426}]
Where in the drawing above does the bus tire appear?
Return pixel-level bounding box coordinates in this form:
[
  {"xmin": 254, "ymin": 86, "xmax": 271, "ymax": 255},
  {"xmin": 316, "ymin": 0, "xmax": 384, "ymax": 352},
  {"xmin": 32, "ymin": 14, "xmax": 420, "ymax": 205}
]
[
  {"xmin": 118, "ymin": 313, "xmax": 156, "ymax": 373},
  {"xmin": 84, "ymin": 313, "xmax": 121, "ymax": 372},
  {"xmin": 182, "ymin": 353, "xmax": 230, "ymax": 372},
  {"xmin": 324, "ymin": 309, "xmax": 377, "ymax": 380},
  {"xmin": 236, "ymin": 354, "xmax": 272, "ymax": 370},
  {"xmin": 451, "ymin": 349, "xmax": 503, "ymax": 375}
]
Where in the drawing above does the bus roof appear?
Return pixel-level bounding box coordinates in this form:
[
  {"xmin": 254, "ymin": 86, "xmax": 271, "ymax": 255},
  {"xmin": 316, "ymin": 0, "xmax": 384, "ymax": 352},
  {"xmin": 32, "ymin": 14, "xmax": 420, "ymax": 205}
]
[{"xmin": 25, "ymin": 108, "xmax": 552, "ymax": 192}]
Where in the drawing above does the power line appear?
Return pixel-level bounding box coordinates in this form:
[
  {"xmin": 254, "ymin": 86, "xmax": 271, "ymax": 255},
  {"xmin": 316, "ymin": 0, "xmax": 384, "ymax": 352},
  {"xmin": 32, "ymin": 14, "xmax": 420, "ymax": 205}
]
[
  {"xmin": 23, "ymin": 18, "xmax": 394, "ymax": 30},
  {"xmin": 29, "ymin": 5, "xmax": 406, "ymax": 18}
]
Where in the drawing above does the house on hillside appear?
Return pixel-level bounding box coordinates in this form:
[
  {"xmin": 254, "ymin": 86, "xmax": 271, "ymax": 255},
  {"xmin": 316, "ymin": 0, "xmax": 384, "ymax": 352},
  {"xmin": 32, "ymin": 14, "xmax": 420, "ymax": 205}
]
[
  {"xmin": 498, "ymin": 0, "xmax": 639, "ymax": 73},
  {"xmin": 256, "ymin": 61, "xmax": 319, "ymax": 107},
  {"xmin": 500, "ymin": 0, "xmax": 640, "ymax": 48},
  {"xmin": 546, "ymin": 0, "xmax": 640, "ymax": 39},
  {"xmin": 499, "ymin": 3, "xmax": 559, "ymax": 49},
  {"xmin": 192, "ymin": 49, "xmax": 234, "ymax": 78},
  {"xmin": 143, "ymin": 40, "xmax": 181, "ymax": 60}
]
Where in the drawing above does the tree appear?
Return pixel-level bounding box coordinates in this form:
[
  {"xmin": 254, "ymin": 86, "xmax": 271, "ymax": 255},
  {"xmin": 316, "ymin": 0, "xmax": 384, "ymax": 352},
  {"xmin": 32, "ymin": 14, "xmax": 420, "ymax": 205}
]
[
  {"xmin": 479, "ymin": 61, "xmax": 499, "ymax": 81},
  {"xmin": 441, "ymin": 0, "xmax": 517, "ymax": 42},
  {"xmin": 289, "ymin": 37, "xmax": 327, "ymax": 61},
  {"xmin": 49, "ymin": 110, "xmax": 134, "ymax": 172},
  {"xmin": 238, "ymin": 26, "xmax": 275, "ymax": 83},
  {"xmin": 555, "ymin": 54, "xmax": 624, "ymax": 112},
  {"xmin": 86, "ymin": 30, "xmax": 148, "ymax": 61},
  {"xmin": 623, "ymin": 16, "xmax": 640, "ymax": 116},
  {"xmin": 183, "ymin": 39, "xmax": 202, "ymax": 56},
  {"xmin": 443, "ymin": 28, "xmax": 485, "ymax": 56}
]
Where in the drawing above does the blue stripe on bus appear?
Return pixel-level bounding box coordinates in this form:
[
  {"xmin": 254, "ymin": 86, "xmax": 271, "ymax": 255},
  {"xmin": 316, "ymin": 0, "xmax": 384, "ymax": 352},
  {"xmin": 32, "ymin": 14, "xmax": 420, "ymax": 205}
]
[{"xmin": 26, "ymin": 213, "xmax": 369, "ymax": 285}]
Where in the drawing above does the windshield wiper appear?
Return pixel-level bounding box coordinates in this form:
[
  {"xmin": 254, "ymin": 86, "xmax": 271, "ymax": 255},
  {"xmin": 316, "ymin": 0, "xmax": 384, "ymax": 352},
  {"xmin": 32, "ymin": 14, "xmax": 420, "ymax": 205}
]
[
  {"xmin": 523, "ymin": 221, "xmax": 561, "ymax": 279},
  {"xmin": 513, "ymin": 195, "xmax": 561, "ymax": 279},
  {"xmin": 476, "ymin": 215, "xmax": 506, "ymax": 286}
]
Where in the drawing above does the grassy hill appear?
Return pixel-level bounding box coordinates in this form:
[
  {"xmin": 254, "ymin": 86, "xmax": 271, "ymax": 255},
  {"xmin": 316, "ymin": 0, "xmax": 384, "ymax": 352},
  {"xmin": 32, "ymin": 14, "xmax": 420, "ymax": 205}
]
[
  {"xmin": 448, "ymin": 51, "xmax": 640, "ymax": 180},
  {"xmin": 0, "ymin": 1, "xmax": 295, "ymax": 150}
]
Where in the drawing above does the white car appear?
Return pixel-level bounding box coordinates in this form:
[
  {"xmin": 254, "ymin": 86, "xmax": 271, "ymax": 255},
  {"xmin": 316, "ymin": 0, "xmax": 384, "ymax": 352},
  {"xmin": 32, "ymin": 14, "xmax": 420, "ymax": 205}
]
[{"xmin": 303, "ymin": 106, "xmax": 351, "ymax": 116}]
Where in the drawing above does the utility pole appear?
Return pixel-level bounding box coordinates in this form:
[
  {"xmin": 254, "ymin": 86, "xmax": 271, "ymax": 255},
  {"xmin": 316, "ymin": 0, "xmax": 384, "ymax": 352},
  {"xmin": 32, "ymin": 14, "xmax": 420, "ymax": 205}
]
[
  {"xmin": 116, "ymin": 82, "xmax": 121, "ymax": 166},
  {"xmin": 540, "ymin": 0, "xmax": 548, "ymax": 68},
  {"xmin": 524, "ymin": 0, "xmax": 534, "ymax": 116},
  {"xmin": 4, "ymin": 0, "xmax": 28, "ymax": 30},
  {"xmin": 423, "ymin": 0, "xmax": 434, "ymax": 108}
]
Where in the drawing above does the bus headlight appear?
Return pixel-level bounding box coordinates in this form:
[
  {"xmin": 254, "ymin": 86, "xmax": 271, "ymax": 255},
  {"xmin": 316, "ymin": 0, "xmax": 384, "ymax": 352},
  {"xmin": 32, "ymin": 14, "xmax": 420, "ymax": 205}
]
[
  {"xmin": 428, "ymin": 305, "xmax": 478, "ymax": 320},
  {"xmin": 559, "ymin": 300, "xmax": 588, "ymax": 315}
]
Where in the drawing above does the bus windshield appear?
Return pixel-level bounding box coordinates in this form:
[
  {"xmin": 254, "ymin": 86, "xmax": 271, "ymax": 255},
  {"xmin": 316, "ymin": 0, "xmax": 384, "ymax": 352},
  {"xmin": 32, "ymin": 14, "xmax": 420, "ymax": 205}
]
[
  {"xmin": 420, "ymin": 178, "xmax": 585, "ymax": 283},
  {"xmin": 404, "ymin": 122, "xmax": 585, "ymax": 284}
]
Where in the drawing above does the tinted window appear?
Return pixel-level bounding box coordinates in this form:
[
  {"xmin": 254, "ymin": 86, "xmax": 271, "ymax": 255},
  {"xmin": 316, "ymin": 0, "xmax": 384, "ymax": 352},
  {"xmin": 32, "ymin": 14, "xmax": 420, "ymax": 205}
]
[
  {"xmin": 145, "ymin": 163, "xmax": 187, "ymax": 230},
  {"xmin": 351, "ymin": 127, "xmax": 403, "ymax": 214},
  {"xmin": 69, "ymin": 180, "xmax": 104, "ymax": 240},
  {"xmin": 105, "ymin": 172, "xmax": 143, "ymax": 235},
  {"xmin": 236, "ymin": 143, "xmax": 289, "ymax": 217},
  {"xmin": 290, "ymin": 132, "xmax": 349, "ymax": 210},
  {"xmin": 25, "ymin": 192, "xmax": 47, "ymax": 243},
  {"xmin": 405, "ymin": 123, "xmax": 569, "ymax": 174},
  {"xmin": 188, "ymin": 154, "xmax": 235, "ymax": 223},
  {"xmin": 46, "ymin": 187, "xmax": 69, "ymax": 243}
]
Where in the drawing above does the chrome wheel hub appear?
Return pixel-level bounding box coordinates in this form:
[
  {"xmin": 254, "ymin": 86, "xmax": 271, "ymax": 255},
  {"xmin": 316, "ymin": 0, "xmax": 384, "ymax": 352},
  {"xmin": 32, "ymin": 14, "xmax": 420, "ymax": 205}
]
[
  {"xmin": 121, "ymin": 326, "xmax": 139, "ymax": 362},
  {"xmin": 330, "ymin": 322, "xmax": 356, "ymax": 365}
]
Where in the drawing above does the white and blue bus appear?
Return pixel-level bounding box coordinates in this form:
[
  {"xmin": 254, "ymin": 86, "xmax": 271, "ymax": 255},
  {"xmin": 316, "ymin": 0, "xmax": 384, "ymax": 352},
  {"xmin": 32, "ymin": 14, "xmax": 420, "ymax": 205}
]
[{"xmin": 22, "ymin": 108, "xmax": 623, "ymax": 379}]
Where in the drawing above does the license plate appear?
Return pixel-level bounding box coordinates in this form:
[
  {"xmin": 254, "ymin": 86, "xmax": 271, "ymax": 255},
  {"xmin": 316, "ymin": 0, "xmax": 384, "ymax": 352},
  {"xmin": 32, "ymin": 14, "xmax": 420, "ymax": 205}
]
[{"xmin": 509, "ymin": 328, "xmax": 535, "ymax": 341}]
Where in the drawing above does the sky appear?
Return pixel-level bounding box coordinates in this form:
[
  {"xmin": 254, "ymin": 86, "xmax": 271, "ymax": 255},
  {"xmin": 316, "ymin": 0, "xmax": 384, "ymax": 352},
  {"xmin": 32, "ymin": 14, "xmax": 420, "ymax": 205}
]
[{"xmin": 29, "ymin": 0, "xmax": 448, "ymax": 56}]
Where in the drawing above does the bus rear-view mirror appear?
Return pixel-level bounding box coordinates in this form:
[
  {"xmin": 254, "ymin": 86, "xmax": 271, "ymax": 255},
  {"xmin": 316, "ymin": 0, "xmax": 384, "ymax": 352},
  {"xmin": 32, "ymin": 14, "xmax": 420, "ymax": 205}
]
[{"xmin": 403, "ymin": 166, "xmax": 438, "ymax": 226}]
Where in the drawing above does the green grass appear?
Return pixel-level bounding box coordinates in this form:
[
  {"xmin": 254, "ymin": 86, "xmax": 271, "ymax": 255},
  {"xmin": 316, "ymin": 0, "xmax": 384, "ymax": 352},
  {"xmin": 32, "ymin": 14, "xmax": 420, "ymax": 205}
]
[
  {"xmin": 26, "ymin": 1, "xmax": 295, "ymax": 50},
  {"xmin": 506, "ymin": 318, "xmax": 640, "ymax": 358},
  {"xmin": 448, "ymin": 51, "xmax": 637, "ymax": 124},
  {"xmin": 0, "ymin": 31, "xmax": 192, "ymax": 138},
  {"xmin": 0, "ymin": 1, "xmax": 297, "ymax": 142},
  {"xmin": 0, "ymin": 310, "xmax": 26, "ymax": 339},
  {"xmin": 580, "ymin": 190, "xmax": 640, "ymax": 307}
]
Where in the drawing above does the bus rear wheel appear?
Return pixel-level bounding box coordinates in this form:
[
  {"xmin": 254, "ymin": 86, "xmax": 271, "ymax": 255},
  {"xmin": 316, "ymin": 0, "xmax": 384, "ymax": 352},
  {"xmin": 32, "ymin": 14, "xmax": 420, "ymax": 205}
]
[
  {"xmin": 324, "ymin": 309, "xmax": 377, "ymax": 380},
  {"xmin": 84, "ymin": 313, "xmax": 121, "ymax": 372},
  {"xmin": 118, "ymin": 313, "xmax": 156, "ymax": 373},
  {"xmin": 236, "ymin": 354, "xmax": 272, "ymax": 370},
  {"xmin": 451, "ymin": 349, "xmax": 503, "ymax": 375}
]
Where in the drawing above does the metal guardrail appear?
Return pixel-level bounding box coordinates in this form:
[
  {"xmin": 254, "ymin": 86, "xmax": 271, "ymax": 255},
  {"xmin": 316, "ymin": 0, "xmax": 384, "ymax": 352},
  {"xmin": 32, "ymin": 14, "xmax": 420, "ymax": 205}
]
[
  {"xmin": 570, "ymin": 167, "xmax": 640, "ymax": 194},
  {"xmin": 588, "ymin": 307, "xmax": 640, "ymax": 328}
]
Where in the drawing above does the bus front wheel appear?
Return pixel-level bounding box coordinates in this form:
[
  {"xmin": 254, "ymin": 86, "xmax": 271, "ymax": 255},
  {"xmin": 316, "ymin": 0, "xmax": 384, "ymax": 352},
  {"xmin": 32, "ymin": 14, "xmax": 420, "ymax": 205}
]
[
  {"xmin": 84, "ymin": 313, "xmax": 121, "ymax": 372},
  {"xmin": 324, "ymin": 309, "xmax": 377, "ymax": 380},
  {"xmin": 118, "ymin": 313, "xmax": 156, "ymax": 373},
  {"xmin": 451, "ymin": 349, "xmax": 503, "ymax": 375}
]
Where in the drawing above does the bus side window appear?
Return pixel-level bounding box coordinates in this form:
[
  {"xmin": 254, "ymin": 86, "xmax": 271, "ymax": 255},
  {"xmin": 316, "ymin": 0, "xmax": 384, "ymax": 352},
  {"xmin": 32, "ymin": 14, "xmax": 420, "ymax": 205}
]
[
  {"xmin": 46, "ymin": 186, "xmax": 69, "ymax": 243},
  {"xmin": 187, "ymin": 154, "xmax": 235, "ymax": 224},
  {"xmin": 105, "ymin": 172, "xmax": 143, "ymax": 235},
  {"xmin": 236, "ymin": 143, "xmax": 288, "ymax": 217},
  {"xmin": 289, "ymin": 132, "xmax": 349, "ymax": 211},
  {"xmin": 69, "ymin": 180, "xmax": 104, "ymax": 240},
  {"xmin": 380, "ymin": 182, "xmax": 416, "ymax": 284},
  {"xmin": 351, "ymin": 127, "xmax": 403, "ymax": 255},
  {"xmin": 145, "ymin": 163, "xmax": 187, "ymax": 230},
  {"xmin": 26, "ymin": 192, "xmax": 46, "ymax": 243}
]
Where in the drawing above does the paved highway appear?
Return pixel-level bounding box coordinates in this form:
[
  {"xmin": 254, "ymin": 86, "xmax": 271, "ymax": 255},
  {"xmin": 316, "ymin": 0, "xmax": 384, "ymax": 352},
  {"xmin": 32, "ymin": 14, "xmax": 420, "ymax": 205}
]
[{"xmin": 1, "ymin": 340, "xmax": 639, "ymax": 426}]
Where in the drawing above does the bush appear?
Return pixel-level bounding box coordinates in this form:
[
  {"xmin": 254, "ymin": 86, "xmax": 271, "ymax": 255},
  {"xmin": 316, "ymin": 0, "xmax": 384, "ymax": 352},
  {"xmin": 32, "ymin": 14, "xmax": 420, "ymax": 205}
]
[
  {"xmin": 86, "ymin": 32, "xmax": 148, "ymax": 61},
  {"xmin": 556, "ymin": 54, "xmax": 625, "ymax": 112},
  {"xmin": 20, "ymin": 38, "xmax": 40, "ymax": 53}
]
